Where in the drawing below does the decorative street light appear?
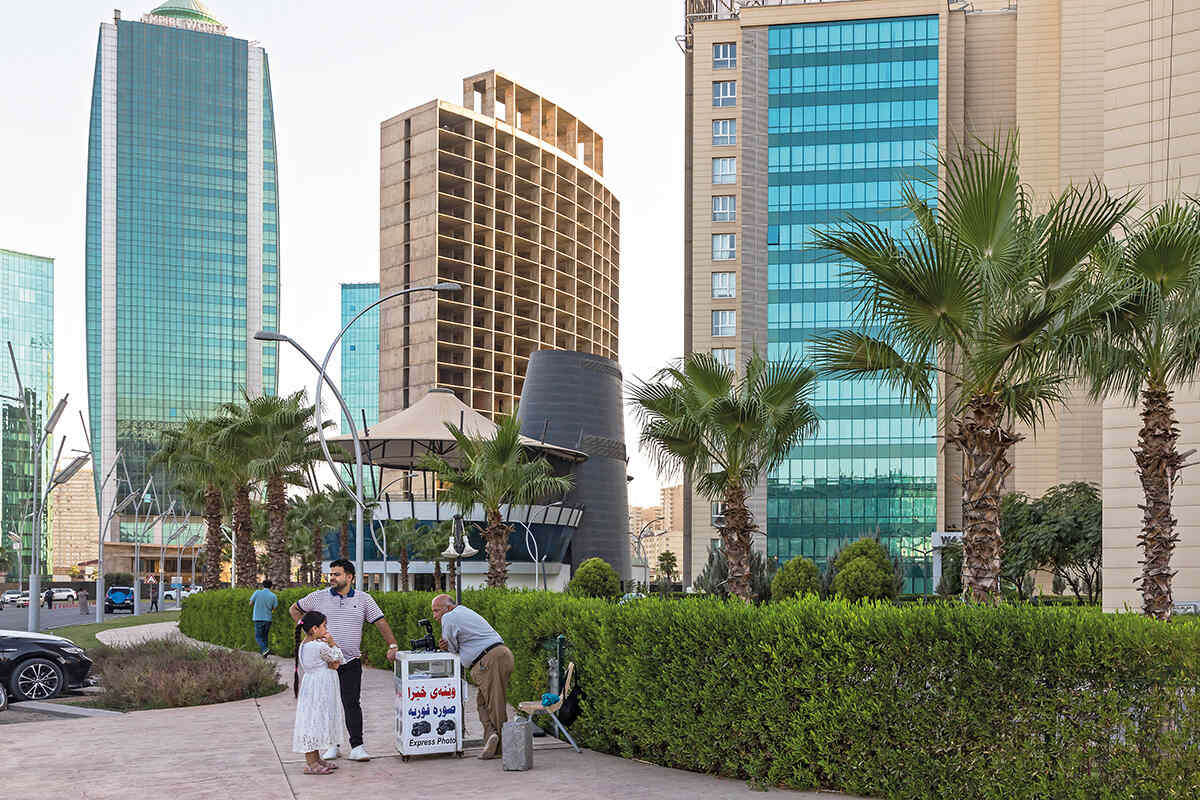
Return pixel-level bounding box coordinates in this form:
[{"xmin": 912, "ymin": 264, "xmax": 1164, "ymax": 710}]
[
  {"xmin": 440, "ymin": 514, "xmax": 478, "ymax": 605},
  {"xmin": 185, "ymin": 534, "xmax": 200, "ymax": 587},
  {"xmin": 4, "ymin": 341, "xmax": 87, "ymax": 632},
  {"xmin": 255, "ymin": 281, "xmax": 460, "ymax": 590},
  {"xmin": 630, "ymin": 516, "xmax": 665, "ymax": 592},
  {"xmin": 7, "ymin": 533, "xmax": 21, "ymax": 596}
]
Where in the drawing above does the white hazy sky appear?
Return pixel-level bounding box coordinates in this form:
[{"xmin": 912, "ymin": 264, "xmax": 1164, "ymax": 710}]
[{"xmin": 0, "ymin": 0, "xmax": 684, "ymax": 506}]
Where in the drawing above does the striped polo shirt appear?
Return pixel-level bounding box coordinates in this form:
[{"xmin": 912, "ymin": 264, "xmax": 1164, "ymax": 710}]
[{"xmin": 295, "ymin": 587, "xmax": 384, "ymax": 661}]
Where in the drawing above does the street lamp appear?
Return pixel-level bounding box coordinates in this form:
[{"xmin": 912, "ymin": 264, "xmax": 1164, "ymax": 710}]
[
  {"xmin": 160, "ymin": 511, "xmax": 190, "ymax": 608},
  {"xmin": 255, "ymin": 281, "xmax": 460, "ymax": 590},
  {"xmin": 184, "ymin": 534, "xmax": 200, "ymax": 587},
  {"xmin": 440, "ymin": 514, "xmax": 478, "ymax": 605},
  {"xmin": 630, "ymin": 517, "xmax": 665, "ymax": 592},
  {"xmin": 4, "ymin": 341, "xmax": 87, "ymax": 632},
  {"xmin": 7, "ymin": 533, "xmax": 21, "ymax": 595}
]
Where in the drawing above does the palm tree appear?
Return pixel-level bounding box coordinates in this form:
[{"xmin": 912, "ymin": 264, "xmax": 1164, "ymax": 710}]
[
  {"xmin": 328, "ymin": 491, "xmax": 356, "ymax": 560},
  {"xmin": 809, "ymin": 137, "xmax": 1133, "ymax": 602},
  {"xmin": 206, "ymin": 409, "xmax": 259, "ymax": 588},
  {"xmin": 631, "ymin": 351, "xmax": 819, "ymax": 603},
  {"xmin": 384, "ymin": 518, "xmax": 426, "ymax": 591},
  {"xmin": 1079, "ymin": 200, "xmax": 1200, "ymax": 619},
  {"xmin": 420, "ymin": 414, "xmax": 573, "ymax": 588},
  {"xmin": 415, "ymin": 527, "xmax": 448, "ymax": 591},
  {"xmin": 152, "ymin": 417, "xmax": 227, "ymax": 590},
  {"xmin": 213, "ymin": 390, "xmax": 328, "ymax": 588}
]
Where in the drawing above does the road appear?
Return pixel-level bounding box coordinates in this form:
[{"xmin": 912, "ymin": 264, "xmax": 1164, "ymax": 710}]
[{"xmin": 0, "ymin": 602, "xmax": 182, "ymax": 632}]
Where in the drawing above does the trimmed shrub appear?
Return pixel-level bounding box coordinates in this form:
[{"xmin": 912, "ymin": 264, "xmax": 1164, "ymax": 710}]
[
  {"xmin": 90, "ymin": 638, "xmax": 282, "ymax": 710},
  {"xmin": 771, "ymin": 556, "xmax": 819, "ymax": 602},
  {"xmin": 567, "ymin": 557, "xmax": 620, "ymax": 599},
  {"xmin": 182, "ymin": 588, "xmax": 1200, "ymax": 799},
  {"xmin": 831, "ymin": 557, "xmax": 894, "ymax": 601}
]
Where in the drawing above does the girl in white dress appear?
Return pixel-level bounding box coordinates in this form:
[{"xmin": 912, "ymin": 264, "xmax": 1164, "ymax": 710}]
[{"xmin": 292, "ymin": 610, "xmax": 347, "ymax": 775}]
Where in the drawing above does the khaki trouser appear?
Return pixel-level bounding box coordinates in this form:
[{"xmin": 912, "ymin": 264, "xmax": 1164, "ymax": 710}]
[{"xmin": 469, "ymin": 645, "xmax": 514, "ymax": 745}]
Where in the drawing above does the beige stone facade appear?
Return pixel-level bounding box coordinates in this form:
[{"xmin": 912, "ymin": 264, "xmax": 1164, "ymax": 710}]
[
  {"xmin": 379, "ymin": 71, "xmax": 619, "ymax": 421},
  {"xmin": 681, "ymin": 0, "xmax": 1200, "ymax": 601},
  {"xmin": 50, "ymin": 467, "xmax": 100, "ymax": 580}
]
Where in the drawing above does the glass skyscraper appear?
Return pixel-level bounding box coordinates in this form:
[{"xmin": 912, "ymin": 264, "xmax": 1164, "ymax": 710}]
[
  {"xmin": 340, "ymin": 283, "xmax": 379, "ymax": 434},
  {"xmin": 0, "ymin": 249, "xmax": 54, "ymax": 575},
  {"xmin": 684, "ymin": 6, "xmax": 940, "ymax": 591},
  {"xmin": 85, "ymin": 2, "xmax": 279, "ymax": 518},
  {"xmin": 764, "ymin": 17, "xmax": 939, "ymax": 593}
]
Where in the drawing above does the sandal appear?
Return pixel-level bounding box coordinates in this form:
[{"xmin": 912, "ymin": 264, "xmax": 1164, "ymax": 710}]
[
  {"xmin": 303, "ymin": 763, "xmax": 334, "ymax": 775},
  {"xmin": 319, "ymin": 759, "xmax": 339, "ymax": 769}
]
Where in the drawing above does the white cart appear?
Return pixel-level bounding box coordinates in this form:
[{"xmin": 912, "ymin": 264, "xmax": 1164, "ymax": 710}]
[{"xmin": 394, "ymin": 650, "xmax": 465, "ymax": 761}]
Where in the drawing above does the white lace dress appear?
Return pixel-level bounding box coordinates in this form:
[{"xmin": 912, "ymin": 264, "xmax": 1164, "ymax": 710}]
[{"xmin": 292, "ymin": 640, "xmax": 348, "ymax": 753}]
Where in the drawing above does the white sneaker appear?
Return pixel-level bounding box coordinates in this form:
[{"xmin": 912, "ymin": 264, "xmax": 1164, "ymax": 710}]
[
  {"xmin": 347, "ymin": 745, "xmax": 371, "ymax": 761},
  {"xmin": 321, "ymin": 746, "xmax": 339, "ymax": 760}
]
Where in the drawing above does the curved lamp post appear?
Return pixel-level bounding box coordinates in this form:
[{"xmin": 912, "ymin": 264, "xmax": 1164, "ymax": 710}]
[
  {"xmin": 440, "ymin": 514, "xmax": 478, "ymax": 605},
  {"xmin": 256, "ymin": 281, "xmax": 459, "ymax": 589},
  {"xmin": 630, "ymin": 517, "xmax": 665, "ymax": 591}
]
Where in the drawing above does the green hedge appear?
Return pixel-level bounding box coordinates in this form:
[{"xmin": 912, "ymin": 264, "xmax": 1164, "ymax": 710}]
[{"xmin": 181, "ymin": 589, "xmax": 1200, "ymax": 799}]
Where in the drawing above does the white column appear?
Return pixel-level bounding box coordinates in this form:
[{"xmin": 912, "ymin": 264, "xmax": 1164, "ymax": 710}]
[
  {"xmin": 245, "ymin": 45, "xmax": 264, "ymax": 396},
  {"xmin": 100, "ymin": 21, "xmax": 118, "ymax": 530}
]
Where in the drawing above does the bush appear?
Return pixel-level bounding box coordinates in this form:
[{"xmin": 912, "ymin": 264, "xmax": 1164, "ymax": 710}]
[
  {"xmin": 831, "ymin": 538, "xmax": 898, "ymax": 601},
  {"xmin": 771, "ymin": 556, "xmax": 819, "ymax": 602},
  {"xmin": 89, "ymin": 638, "xmax": 283, "ymax": 711},
  {"xmin": 567, "ymin": 557, "xmax": 620, "ymax": 599},
  {"xmin": 182, "ymin": 588, "xmax": 1200, "ymax": 799}
]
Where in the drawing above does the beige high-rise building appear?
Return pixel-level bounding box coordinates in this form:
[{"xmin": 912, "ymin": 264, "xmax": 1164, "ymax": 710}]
[
  {"xmin": 379, "ymin": 70, "xmax": 619, "ymax": 420},
  {"xmin": 50, "ymin": 467, "xmax": 100, "ymax": 580},
  {"xmin": 681, "ymin": 0, "xmax": 1200, "ymax": 608},
  {"xmin": 661, "ymin": 484, "xmax": 685, "ymax": 533}
]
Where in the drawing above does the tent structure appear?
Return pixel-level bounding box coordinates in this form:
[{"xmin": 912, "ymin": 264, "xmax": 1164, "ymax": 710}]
[{"xmin": 325, "ymin": 387, "xmax": 588, "ymax": 470}]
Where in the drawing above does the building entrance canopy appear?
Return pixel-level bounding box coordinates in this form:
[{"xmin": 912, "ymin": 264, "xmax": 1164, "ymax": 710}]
[{"xmin": 325, "ymin": 387, "xmax": 588, "ymax": 470}]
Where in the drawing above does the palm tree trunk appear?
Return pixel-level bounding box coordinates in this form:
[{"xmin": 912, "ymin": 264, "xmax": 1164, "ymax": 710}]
[
  {"xmin": 266, "ymin": 476, "xmax": 289, "ymax": 588},
  {"xmin": 400, "ymin": 549, "xmax": 409, "ymax": 592},
  {"xmin": 1134, "ymin": 387, "xmax": 1189, "ymax": 620},
  {"xmin": 447, "ymin": 557, "xmax": 457, "ymax": 593},
  {"xmin": 310, "ymin": 526, "xmax": 324, "ymax": 585},
  {"xmin": 202, "ymin": 485, "xmax": 223, "ymax": 590},
  {"xmin": 947, "ymin": 394, "xmax": 1022, "ymax": 603},
  {"xmin": 433, "ymin": 560, "xmax": 444, "ymax": 592},
  {"xmin": 721, "ymin": 484, "xmax": 755, "ymax": 603},
  {"xmin": 339, "ymin": 523, "xmax": 349, "ymax": 560},
  {"xmin": 483, "ymin": 508, "xmax": 510, "ymax": 588},
  {"xmin": 233, "ymin": 485, "xmax": 256, "ymax": 587}
]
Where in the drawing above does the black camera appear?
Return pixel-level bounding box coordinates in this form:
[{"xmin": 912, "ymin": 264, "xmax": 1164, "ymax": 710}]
[{"xmin": 410, "ymin": 618, "xmax": 436, "ymax": 651}]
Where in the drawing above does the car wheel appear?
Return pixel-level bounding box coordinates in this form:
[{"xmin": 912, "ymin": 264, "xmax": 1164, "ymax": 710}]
[{"xmin": 11, "ymin": 658, "xmax": 64, "ymax": 701}]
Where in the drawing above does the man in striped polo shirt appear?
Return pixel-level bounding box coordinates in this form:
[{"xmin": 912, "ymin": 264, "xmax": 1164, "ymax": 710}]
[{"xmin": 291, "ymin": 558, "xmax": 400, "ymax": 762}]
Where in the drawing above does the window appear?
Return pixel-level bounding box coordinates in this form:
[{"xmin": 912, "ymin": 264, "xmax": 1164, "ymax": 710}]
[
  {"xmin": 712, "ymin": 234, "xmax": 736, "ymax": 261},
  {"xmin": 712, "ymin": 348, "xmax": 736, "ymax": 370},
  {"xmin": 713, "ymin": 42, "xmax": 737, "ymax": 69},
  {"xmin": 712, "ymin": 271, "xmax": 736, "ymax": 298},
  {"xmin": 712, "ymin": 81, "xmax": 737, "ymax": 107},
  {"xmin": 712, "ymin": 310, "xmax": 736, "ymax": 337},
  {"xmin": 712, "ymin": 195, "xmax": 736, "ymax": 221},
  {"xmin": 712, "ymin": 157, "xmax": 737, "ymax": 184},
  {"xmin": 712, "ymin": 119, "xmax": 737, "ymax": 146}
]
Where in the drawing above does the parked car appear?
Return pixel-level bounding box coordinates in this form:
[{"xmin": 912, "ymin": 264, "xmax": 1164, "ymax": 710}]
[
  {"xmin": 50, "ymin": 588, "xmax": 77, "ymax": 602},
  {"xmin": 13, "ymin": 592, "xmax": 29, "ymax": 608},
  {"xmin": 0, "ymin": 590, "xmax": 21, "ymax": 607},
  {"xmin": 104, "ymin": 586, "xmax": 134, "ymax": 614},
  {"xmin": 0, "ymin": 629, "xmax": 95, "ymax": 701},
  {"xmin": 162, "ymin": 585, "xmax": 202, "ymax": 602}
]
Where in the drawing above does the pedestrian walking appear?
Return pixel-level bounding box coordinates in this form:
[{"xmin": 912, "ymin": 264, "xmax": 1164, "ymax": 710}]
[
  {"xmin": 250, "ymin": 579, "xmax": 278, "ymax": 657},
  {"xmin": 43, "ymin": 588, "xmax": 53, "ymax": 609},
  {"xmin": 432, "ymin": 594, "xmax": 514, "ymax": 760},
  {"xmin": 149, "ymin": 579, "xmax": 159, "ymax": 612},
  {"xmin": 289, "ymin": 559, "xmax": 400, "ymax": 763},
  {"xmin": 292, "ymin": 610, "xmax": 345, "ymax": 775}
]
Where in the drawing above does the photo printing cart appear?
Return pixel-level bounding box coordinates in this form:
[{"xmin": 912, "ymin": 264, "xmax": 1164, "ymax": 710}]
[{"xmin": 395, "ymin": 649, "xmax": 465, "ymax": 761}]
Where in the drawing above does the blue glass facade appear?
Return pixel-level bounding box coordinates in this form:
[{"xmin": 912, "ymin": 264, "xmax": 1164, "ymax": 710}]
[
  {"xmin": 340, "ymin": 283, "xmax": 379, "ymax": 434},
  {"xmin": 765, "ymin": 16, "xmax": 939, "ymax": 592},
  {"xmin": 0, "ymin": 249, "xmax": 53, "ymax": 571},
  {"xmin": 85, "ymin": 15, "xmax": 279, "ymax": 503}
]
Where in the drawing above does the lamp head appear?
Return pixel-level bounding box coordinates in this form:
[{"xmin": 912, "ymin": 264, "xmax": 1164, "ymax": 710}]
[
  {"xmin": 52, "ymin": 454, "xmax": 90, "ymax": 486},
  {"xmin": 254, "ymin": 330, "xmax": 288, "ymax": 342},
  {"xmin": 440, "ymin": 533, "xmax": 461, "ymax": 561},
  {"xmin": 45, "ymin": 396, "xmax": 69, "ymax": 434},
  {"xmin": 433, "ymin": 282, "xmax": 461, "ymax": 293}
]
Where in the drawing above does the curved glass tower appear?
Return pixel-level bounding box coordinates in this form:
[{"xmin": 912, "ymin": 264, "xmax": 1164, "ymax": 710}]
[{"xmin": 85, "ymin": 2, "xmax": 279, "ymax": 517}]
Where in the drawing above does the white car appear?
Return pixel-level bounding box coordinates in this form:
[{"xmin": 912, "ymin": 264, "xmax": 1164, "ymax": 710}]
[
  {"xmin": 1, "ymin": 590, "xmax": 21, "ymax": 607},
  {"xmin": 162, "ymin": 585, "xmax": 202, "ymax": 601},
  {"xmin": 50, "ymin": 588, "xmax": 77, "ymax": 602}
]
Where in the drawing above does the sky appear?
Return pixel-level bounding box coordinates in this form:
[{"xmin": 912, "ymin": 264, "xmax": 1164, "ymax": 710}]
[{"xmin": 0, "ymin": 0, "xmax": 684, "ymax": 506}]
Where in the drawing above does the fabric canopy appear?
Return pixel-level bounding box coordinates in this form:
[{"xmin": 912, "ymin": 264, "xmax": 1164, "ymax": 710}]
[{"xmin": 326, "ymin": 388, "xmax": 587, "ymax": 469}]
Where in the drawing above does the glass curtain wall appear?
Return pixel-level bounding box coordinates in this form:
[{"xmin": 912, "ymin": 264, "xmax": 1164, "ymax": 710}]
[{"xmin": 765, "ymin": 16, "xmax": 939, "ymax": 593}]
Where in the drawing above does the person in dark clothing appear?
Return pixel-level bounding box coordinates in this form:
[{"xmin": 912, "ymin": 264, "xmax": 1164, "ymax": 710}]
[{"xmin": 43, "ymin": 588, "xmax": 53, "ymax": 609}]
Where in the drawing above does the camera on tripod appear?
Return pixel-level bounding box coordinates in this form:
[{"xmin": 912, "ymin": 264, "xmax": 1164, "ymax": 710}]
[{"xmin": 410, "ymin": 618, "xmax": 436, "ymax": 652}]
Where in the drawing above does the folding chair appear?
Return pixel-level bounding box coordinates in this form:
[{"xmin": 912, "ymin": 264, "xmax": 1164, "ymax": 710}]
[{"xmin": 517, "ymin": 661, "xmax": 580, "ymax": 753}]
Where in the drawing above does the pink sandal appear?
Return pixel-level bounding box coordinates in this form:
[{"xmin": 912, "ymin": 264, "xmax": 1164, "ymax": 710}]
[
  {"xmin": 319, "ymin": 759, "xmax": 339, "ymax": 770},
  {"xmin": 304, "ymin": 763, "xmax": 334, "ymax": 775}
]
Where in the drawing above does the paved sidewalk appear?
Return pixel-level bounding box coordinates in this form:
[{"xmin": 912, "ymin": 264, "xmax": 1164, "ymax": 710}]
[{"xmin": 8, "ymin": 622, "xmax": 865, "ymax": 799}]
